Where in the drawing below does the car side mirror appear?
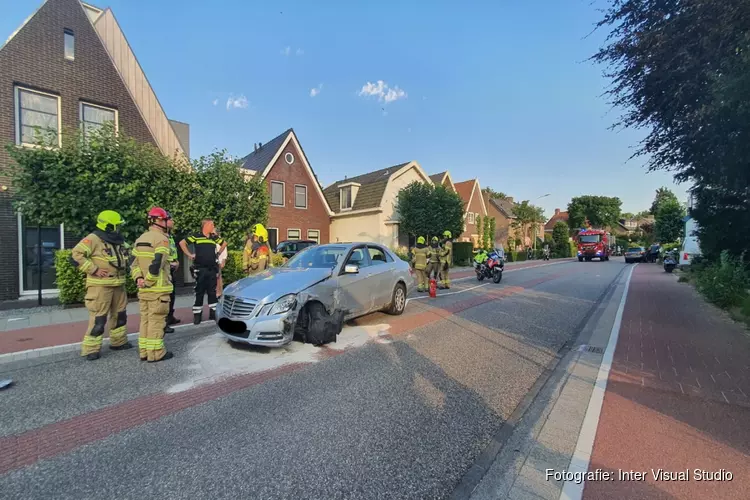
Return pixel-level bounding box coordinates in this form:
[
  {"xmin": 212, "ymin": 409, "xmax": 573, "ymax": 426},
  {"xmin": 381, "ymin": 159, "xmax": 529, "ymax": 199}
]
[{"xmin": 344, "ymin": 264, "xmax": 359, "ymax": 274}]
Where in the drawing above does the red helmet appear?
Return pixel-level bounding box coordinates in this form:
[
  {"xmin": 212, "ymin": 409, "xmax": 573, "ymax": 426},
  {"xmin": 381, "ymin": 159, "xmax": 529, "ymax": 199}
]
[{"xmin": 147, "ymin": 207, "xmax": 169, "ymax": 219}]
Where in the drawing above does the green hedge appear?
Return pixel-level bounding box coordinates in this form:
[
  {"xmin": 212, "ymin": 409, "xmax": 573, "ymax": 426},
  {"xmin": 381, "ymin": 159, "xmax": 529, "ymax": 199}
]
[
  {"xmin": 453, "ymin": 242, "xmax": 473, "ymax": 266},
  {"xmin": 221, "ymin": 250, "xmax": 285, "ymax": 286},
  {"xmin": 55, "ymin": 249, "xmax": 138, "ymax": 305}
]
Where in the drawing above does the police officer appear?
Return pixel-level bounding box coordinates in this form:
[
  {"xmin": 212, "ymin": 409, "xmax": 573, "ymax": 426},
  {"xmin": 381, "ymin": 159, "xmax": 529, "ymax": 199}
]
[
  {"xmin": 243, "ymin": 223, "xmax": 271, "ymax": 276},
  {"xmin": 71, "ymin": 210, "xmax": 132, "ymax": 361},
  {"xmin": 439, "ymin": 230, "xmax": 453, "ymax": 289},
  {"xmin": 131, "ymin": 207, "xmax": 174, "ymax": 362},
  {"xmin": 164, "ymin": 213, "xmax": 179, "ymax": 334},
  {"xmin": 179, "ymin": 219, "xmax": 227, "ymax": 324},
  {"xmin": 427, "ymin": 236, "xmax": 441, "ymax": 282},
  {"xmin": 410, "ymin": 236, "xmax": 429, "ymax": 292}
]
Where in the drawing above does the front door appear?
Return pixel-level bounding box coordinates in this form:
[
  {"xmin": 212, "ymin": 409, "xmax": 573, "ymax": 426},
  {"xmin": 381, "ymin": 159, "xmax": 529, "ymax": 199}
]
[
  {"xmin": 20, "ymin": 216, "xmax": 63, "ymax": 293},
  {"xmin": 336, "ymin": 245, "xmax": 373, "ymax": 317}
]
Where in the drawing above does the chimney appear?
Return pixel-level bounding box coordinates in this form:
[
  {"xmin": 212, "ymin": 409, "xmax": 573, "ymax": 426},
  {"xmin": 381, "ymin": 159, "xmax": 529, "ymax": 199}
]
[
  {"xmin": 555, "ymin": 208, "xmax": 560, "ymax": 215},
  {"xmin": 258, "ymin": 142, "xmax": 263, "ymax": 149},
  {"xmin": 254, "ymin": 143, "xmax": 258, "ymax": 152}
]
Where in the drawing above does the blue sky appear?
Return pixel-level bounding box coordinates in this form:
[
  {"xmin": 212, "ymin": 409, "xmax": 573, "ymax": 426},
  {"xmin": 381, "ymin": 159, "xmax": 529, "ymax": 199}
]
[{"xmin": 2, "ymin": 0, "xmax": 689, "ymax": 217}]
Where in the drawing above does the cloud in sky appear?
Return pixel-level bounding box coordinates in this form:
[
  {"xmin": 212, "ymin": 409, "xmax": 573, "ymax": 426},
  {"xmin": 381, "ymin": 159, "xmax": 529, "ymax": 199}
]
[
  {"xmin": 296, "ymin": 48, "xmax": 304, "ymax": 56},
  {"xmin": 281, "ymin": 46, "xmax": 304, "ymax": 56},
  {"xmin": 358, "ymin": 80, "xmax": 408, "ymax": 104},
  {"xmin": 212, "ymin": 99, "xmax": 218, "ymax": 106},
  {"xmin": 226, "ymin": 94, "xmax": 248, "ymax": 110},
  {"xmin": 310, "ymin": 83, "xmax": 323, "ymax": 97}
]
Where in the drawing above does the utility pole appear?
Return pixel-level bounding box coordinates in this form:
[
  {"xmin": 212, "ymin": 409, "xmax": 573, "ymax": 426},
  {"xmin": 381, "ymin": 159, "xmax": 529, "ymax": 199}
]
[{"xmin": 532, "ymin": 194, "xmax": 551, "ymax": 256}]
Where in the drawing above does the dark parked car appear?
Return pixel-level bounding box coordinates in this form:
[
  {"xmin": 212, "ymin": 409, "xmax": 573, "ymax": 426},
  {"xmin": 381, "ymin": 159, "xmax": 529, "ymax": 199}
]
[
  {"xmin": 275, "ymin": 240, "xmax": 317, "ymax": 260},
  {"xmin": 624, "ymin": 246, "xmax": 647, "ymax": 263}
]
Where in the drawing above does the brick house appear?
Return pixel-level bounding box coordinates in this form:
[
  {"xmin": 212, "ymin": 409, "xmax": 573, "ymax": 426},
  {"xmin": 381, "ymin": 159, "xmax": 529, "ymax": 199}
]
[
  {"xmin": 483, "ymin": 193, "xmax": 516, "ymax": 248},
  {"xmin": 239, "ymin": 129, "xmax": 332, "ymax": 249},
  {"xmin": 453, "ymin": 179, "xmax": 488, "ymax": 246},
  {"xmin": 429, "ymin": 171, "xmax": 456, "ymax": 192},
  {"xmin": 545, "ymin": 208, "xmax": 569, "ymax": 234},
  {"xmin": 0, "ymin": 0, "xmax": 189, "ymax": 300}
]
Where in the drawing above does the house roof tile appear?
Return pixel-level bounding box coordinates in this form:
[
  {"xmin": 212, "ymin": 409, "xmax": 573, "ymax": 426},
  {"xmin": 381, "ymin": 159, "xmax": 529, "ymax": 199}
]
[
  {"xmin": 429, "ymin": 172, "xmax": 446, "ymax": 185},
  {"xmin": 323, "ymin": 163, "xmax": 410, "ymax": 213},
  {"xmin": 453, "ymin": 180, "xmax": 477, "ymax": 210},
  {"xmin": 545, "ymin": 211, "xmax": 569, "ymax": 230},
  {"xmin": 239, "ymin": 128, "xmax": 293, "ymax": 172}
]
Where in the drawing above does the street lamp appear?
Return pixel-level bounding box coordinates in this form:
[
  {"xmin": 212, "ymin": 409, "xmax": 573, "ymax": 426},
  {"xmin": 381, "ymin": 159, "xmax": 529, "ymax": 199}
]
[{"xmin": 532, "ymin": 194, "xmax": 551, "ymax": 255}]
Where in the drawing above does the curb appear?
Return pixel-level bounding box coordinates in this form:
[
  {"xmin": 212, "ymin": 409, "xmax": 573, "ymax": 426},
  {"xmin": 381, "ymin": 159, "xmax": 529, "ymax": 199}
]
[{"xmin": 0, "ymin": 322, "xmax": 216, "ymax": 372}]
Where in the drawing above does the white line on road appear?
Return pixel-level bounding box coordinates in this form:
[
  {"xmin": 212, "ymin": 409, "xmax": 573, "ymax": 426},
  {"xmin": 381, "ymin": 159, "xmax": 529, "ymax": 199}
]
[
  {"xmin": 559, "ymin": 263, "xmax": 637, "ymax": 500},
  {"xmin": 406, "ymin": 283, "xmax": 488, "ymax": 303}
]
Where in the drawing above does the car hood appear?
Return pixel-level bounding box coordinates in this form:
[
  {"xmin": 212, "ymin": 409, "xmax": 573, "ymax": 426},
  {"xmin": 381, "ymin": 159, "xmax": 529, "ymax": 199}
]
[{"xmin": 222, "ymin": 267, "xmax": 333, "ymax": 302}]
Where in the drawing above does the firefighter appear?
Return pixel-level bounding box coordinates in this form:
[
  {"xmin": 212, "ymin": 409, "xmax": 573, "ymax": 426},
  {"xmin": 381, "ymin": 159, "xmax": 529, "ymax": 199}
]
[
  {"xmin": 71, "ymin": 210, "xmax": 132, "ymax": 361},
  {"xmin": 179, "ymin": 219, "xmax": 227, "ymax": 324},
  {"xmin": 439, "ymin": 230, "xmax": 453, "ymax": 289},
  {"xmin": 131, "ymin": 207, "xmax": 174, "ymax": 362},
  {"xmin": 243, "ymin": 223, "xmax": 271, "ymax": 276},
  {"xmin": 410, "ymin": 236, "xmax": 429, "ymax": 292},
  {"xmin": 427, "ymin": 236, "xmax": 441, "ymax": 282},
  {"xmin": 164, "ymin": 213, "xmax": 179, "ymax": 334}
]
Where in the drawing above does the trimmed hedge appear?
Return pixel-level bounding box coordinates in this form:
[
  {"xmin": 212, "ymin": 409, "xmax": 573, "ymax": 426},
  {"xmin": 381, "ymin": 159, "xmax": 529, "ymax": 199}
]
[
  {"xmin": 55, "ymin": 249, "xmax": 138, "ymax": 305},
  {"xmin": 453, "ymin": 242, "xmax": 473, "ymax": 266}
]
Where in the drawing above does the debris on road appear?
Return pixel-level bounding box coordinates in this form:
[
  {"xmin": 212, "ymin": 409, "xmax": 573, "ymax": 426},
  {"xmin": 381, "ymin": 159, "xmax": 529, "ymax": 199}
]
[{"xmin": 0, "ymin": 379, "xmax": 13, "ymax": 390}]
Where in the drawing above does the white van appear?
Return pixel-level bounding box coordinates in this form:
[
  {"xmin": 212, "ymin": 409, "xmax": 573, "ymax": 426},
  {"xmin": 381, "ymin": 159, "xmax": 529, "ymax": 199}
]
[{"xmin": 680, "ymin": 216, "xmax": 701, "ymax": 268}]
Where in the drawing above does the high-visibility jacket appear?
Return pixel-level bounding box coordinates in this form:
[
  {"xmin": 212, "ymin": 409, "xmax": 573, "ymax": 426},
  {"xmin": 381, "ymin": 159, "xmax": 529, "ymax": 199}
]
[
  {"xmin": 168, "ymin": 234, "xmax": 178, "ymax": 263},
  {"xmin": 71, "ymin": 231, "xmax": 128, "ymax": 287},
  {"xmin": 130, "ymin": 228, "xmax": 173, "ymax": 294},
  {"xmin": 428, "ymin": 244, "xmax": 441, "ymax": 264},
  {"xmin": 411, "ymin": 246, "xmax": 429, "ymax": 270},
  {"xmin": 243, "ymin": 240, "xmax": 271, "ymax": 274},
  {"xmin": 440, "ymin": 240, "xmax": 453, "ymax": 266}
]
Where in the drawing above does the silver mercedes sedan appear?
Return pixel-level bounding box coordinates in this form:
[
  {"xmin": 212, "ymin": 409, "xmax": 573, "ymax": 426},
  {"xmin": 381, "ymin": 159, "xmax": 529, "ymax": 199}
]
[{"xmin": 216, "ymin": 242, "xmax": 414, "ymax": 347}]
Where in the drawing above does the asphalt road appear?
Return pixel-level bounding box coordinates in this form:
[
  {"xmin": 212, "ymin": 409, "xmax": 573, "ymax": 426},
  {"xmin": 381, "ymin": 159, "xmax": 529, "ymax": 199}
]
[{"xmin": 0, "ymin": 258, "xmax": 628, "ymax": 500}]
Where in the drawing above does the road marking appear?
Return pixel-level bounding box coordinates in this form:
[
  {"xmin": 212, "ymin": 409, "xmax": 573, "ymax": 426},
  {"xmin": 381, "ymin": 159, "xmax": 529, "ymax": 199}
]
[
  {"xmin": 722, "ymin": 391, "xmax": 730, "ymax": 404},
  {"xmin": 559, "ymin": 263, "xmax": 636, "ymax": 500},
  {"xmin": 407, "ymin": 283, "xmax": 488, "ymax": 303}
]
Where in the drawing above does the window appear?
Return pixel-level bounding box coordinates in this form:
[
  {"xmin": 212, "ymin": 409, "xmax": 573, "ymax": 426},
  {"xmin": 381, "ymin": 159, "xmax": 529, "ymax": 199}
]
[
  {"xmin": 346, "ymin": 247, "xmax": 370, "ymax": 268},
  {"xmin": 285, "ymin": 152, "xmax": 295, "ymax": 164},
  {"xmin": 307, "ymin": 229, "xmax": 320, "ymax": 244},
  {"xmin": 80, "ymin": 102, "xmax": 117, "ymax": 138},
  {"xmin": 341, "ymin": 186, "xmax": 352, "ymax": 210},
  {"xmin": 18, "ymin": 214, "xmax": 64, "ymax": 293},
  {"xmin": 294, "ymin": 184, "xmax": 307, "ymax": 208},
  {"xmin": 267, "ymin": 228, "xmax": 278, "ymax": 251},
  {"xmin": 287, "ymin": 229, "xmax": 301, "ymax": 240},
  {"xmin": 15, "ymin": 87, "xmax": 60, "ymax": 147},
  {"xmin": 64, "ymin": 30, "xmax": 75, "ymax": 60},
  {"xmin": 270, "ymin": 181, "xmax": 285, "ymax": 206},
  {"xmin": 368, "ymin": 246, "xmax": 388, "ymax": 265},
  {"xmin": 467, "ymin": 212, "xmax": 475, "ymax": 224}
]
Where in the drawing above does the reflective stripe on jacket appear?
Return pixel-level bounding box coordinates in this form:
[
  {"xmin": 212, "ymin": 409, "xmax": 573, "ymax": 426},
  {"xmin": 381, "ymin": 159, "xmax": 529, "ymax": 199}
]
[
  {"xmin": 131, "ymin": 228, "xmax": 173, "ymax": 294},
  {"xmin": 71, "ymin": 232, "xmax": 127, "ymax": 287},
  {"xmin": 411, "ymin": 246, "xmax": 429, "ymax": 270}
]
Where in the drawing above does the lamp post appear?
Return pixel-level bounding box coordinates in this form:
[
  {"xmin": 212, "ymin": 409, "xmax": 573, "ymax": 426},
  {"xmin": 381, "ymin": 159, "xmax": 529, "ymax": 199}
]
[{"xmin": 532, "ymin": 194, "xmax": 551, "ymax": 255}]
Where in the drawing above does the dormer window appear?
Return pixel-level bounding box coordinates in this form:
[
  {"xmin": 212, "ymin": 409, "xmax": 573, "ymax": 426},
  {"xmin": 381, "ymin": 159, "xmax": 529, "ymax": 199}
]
[{"xmin": 341, "ymin": 186, "xmax": 352, "ymax": 210}]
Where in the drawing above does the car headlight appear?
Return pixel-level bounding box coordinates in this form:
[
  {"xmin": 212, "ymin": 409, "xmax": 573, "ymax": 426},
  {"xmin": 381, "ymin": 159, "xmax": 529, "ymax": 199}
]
[{"xmin": 269, "ymin": 294, "xmax": 297, "ymax": 315}]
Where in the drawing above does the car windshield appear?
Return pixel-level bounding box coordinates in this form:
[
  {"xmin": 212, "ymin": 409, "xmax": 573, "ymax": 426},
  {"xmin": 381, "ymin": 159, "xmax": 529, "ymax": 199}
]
[
  {"xmin": 579, "ymin": 234, "xmax": 602, "ymax": 243},
  {"xmin": 628, "ymin": 247, "xmax": 643, "ymax": 252},
  {"xmin": 284, "ymin": 245, "xmax": 348, "ymax": 269}
]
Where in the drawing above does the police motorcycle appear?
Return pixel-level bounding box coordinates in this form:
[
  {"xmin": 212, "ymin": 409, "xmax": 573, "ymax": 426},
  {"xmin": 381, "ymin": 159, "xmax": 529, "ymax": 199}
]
[
  {"xmin": 474, "ymin": 247, "xmax": 505, "ymax": 283},
  {"xmin": 663, "ymin": 249, "xmax": 677, "ymax": 273}
]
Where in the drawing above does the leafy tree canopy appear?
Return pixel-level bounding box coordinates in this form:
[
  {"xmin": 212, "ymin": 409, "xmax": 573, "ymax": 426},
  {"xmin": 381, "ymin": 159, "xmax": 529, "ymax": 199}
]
[
  {"xmin": 567, "ymin": 195, "xmax": 622, "ymax": 230},
  {"xmin": 482, "ymin": 187, "xmax": 508, "ymax": 199},
  {"xmin": 654, "ymin": 198, "xmax": 686, "ymax": 244},
  {"xmin": 396, "ymin": 182, "xmax": 464, "ymax": 241},
  {"xmin": 650, "ymin": 187, "xmax": 680, "ymax": 215}
]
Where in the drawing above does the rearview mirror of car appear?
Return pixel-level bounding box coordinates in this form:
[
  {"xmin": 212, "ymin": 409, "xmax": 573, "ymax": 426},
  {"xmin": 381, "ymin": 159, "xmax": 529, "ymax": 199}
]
[{"xmin": 344, "ymin": 264, "xmax": 359, "ymax": 274}]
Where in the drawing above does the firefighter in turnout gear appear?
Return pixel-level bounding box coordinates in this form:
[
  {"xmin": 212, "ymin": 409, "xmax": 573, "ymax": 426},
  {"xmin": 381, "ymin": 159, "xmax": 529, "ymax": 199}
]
[
  {"xmin": 410, "ymin": 236, "xmax": 429, "ymax": 292},
  {"xmin": 243, "ymin": 223, "xmax": 271, "ymax": 276},
  {"xmin": 427, "ymin": 236, "xmax": 441, "ymax": 281},
  {"xmin": 439, "ymin": 230, "xmax": 453, "ymax": 289},
  {"xmin": 71, "ymin": 210, "xmax": 132, "ymax": 361},
  {"xmin": 179, "ymin": 219, "xmax": 226, "ymax": 324},
  {"xmin": 131, "ymin": 207, "xmax": 174, "ymax": 362}
]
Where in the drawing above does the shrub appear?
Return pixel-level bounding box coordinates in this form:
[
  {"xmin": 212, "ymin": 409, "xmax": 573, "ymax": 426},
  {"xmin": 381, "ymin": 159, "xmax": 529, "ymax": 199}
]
[
  {"xmin": 391, "ymin": 246, "xmax": 411, "ymax": 262},
  {"xmin": 55, "ymin": 249, "xmax": 138, "ymax": 305},
  {"xmin": 453, "ymin": 242, "xmax": 473, "ymax": 266},
  {"xmin": 694, "ymin": 251, "xmax": 749, "ymax": 309},
  {"xmin": 221, "ymin": 250, "xmax": 245, "ymax": 287},
  {"xmin": 271, "ymin": 252, "xmax": 286, "ymax": 267}
]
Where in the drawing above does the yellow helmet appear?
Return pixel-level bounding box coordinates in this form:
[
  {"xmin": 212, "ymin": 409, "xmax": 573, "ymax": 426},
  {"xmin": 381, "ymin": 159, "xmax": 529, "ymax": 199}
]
[
  {"xmin": 431, "ymin": 236, "xmax": 439, "ymax": 243},
  {"xmin": 443, "ymin": 230, "xmax": 452, "ymax": 238},
  {"xmin": 417, "ymin": 236, "xmax": 426, "ymax": 245},
  {"xmin": 251, "ymin": 223, "xmax": 269, "ymax": 243},
  {"xmin": 96, "ymin": 210, "xmax": 124, "ymax": 232}
]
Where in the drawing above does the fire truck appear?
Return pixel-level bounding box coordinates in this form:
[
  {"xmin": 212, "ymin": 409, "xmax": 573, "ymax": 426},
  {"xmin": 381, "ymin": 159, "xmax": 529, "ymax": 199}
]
[{"xmin": 576, "ymin": 229, "xmax": 611, "ymax": 261}]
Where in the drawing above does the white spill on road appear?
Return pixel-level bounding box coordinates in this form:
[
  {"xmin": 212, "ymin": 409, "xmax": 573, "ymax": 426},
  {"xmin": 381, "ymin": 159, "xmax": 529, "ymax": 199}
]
[{"xmin": 167, "ymin": 323, "xmax": 393, "ymax": 393}]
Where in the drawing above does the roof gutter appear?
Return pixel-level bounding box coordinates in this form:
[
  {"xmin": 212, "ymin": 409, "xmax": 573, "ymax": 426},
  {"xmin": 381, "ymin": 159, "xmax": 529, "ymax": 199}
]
[{"xmin": 331, "ymin": 207, "xmax": 383, "ymax": 218}]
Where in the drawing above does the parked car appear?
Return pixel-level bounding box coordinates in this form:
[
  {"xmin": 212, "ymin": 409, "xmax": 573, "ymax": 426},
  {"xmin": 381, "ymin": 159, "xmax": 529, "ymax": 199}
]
[
  {"xmin": 275, "ymin": 240, "xmax": 317, "ymax": 260},
  {"xmin": 624, "ymin": 246, "xmax": 647, "ymax": 263},
  {"xmin": 216, "ymin": 242, "xmax": 414, "ymax": 347}
]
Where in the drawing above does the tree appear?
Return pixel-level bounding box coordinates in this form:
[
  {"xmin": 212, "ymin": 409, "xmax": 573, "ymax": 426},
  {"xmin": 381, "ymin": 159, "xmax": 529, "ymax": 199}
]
[
  {"xmin": 477, "ymin": 215, "xmax": 485, "ymax": 249},
  {"xmin": 482, "ymin": 187, "xmax": 508, "ymax": 199},
  {"xmin": 654, "ymin": 198, "xmax": 686, "ymax": 244},
  {"xmin": 512, "ymin": 201, "xmax": 546, "ymax": 247},
  {"xmin": 650, "ymin": 187, "xmax": 680, "ymax": 215},
  {"xmin": 552, "ymin": 221, "xmax": 570, "ymax": 257},
  {"xmin": 396, "ymin": 182, "xmax": 464, "ymax": 242},
  {"xmin": 486, "ymin": 217, "xmax": 496, "ymax": 251},
  {"xmin": 567, "ymin": 196, "xmax": 622, "ymax": 231},
  {"xmin": 593, "ymin": 0, "xmax": 750, "ymax": 258}
]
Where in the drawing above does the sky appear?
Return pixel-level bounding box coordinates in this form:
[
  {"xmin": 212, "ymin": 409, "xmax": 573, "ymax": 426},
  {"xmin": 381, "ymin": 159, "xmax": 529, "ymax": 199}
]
[{"xmin": 1, "ymin": 0, "xmax": 690, "ymax": 218}]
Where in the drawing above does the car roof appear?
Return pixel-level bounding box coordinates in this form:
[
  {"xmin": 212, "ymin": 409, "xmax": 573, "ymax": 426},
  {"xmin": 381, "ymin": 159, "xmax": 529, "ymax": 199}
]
[{"xmin": 278, "ymin": 240, "xmax": 317, "ymax": 244}]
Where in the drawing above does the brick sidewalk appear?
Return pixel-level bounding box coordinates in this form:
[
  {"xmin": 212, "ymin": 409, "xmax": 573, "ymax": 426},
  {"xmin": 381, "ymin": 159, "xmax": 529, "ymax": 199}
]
[{"xmin": 583, "ymin": 264, "xmax": 750, "ymax": 500}]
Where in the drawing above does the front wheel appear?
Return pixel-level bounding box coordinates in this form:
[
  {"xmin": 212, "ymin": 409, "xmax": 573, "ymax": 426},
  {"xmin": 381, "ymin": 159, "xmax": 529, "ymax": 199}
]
[
  {"xmin": 492, "ymin": 269, "xmax": 502, "ymax": 283},
  {"xmin": 477, "ymin": 271, "xmax": 485, "ymax": 281},
  {"xmin": 578, "ymin": 257, "xmax": 583, "ymax": 262},
  {"xmin": 386, "ymin": 283, "xmax": 407, "ymax": 315}
]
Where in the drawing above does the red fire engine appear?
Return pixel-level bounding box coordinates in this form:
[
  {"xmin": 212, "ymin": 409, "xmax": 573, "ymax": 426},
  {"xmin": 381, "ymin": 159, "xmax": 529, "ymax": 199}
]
[{"xmin": 576, "ymin": 229, "xmax": 610, "ymax": 262}]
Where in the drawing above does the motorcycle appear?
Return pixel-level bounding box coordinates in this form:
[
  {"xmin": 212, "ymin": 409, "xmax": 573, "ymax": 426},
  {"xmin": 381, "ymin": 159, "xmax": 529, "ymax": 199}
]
[
  {"xmin": 663, "ymin": 252, "xmax": 677, "ymax": 273},
  {"xmin": 475, "ymin": 250, "xmax": 504, "ymax": 283}
]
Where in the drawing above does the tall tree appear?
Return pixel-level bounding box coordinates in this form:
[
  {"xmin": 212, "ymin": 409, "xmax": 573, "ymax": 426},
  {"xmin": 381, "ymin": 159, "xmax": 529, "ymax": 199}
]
[
  {"xmin": 512, "ymin": 201, "xmax": 546, "ymax": 246},
  {"xmin": 396, "ymin": 182, "xmax": 464, "ymax": 242},
  {"xmin": 593, "ymin": 0, "xmax": 750, "ymax": 258},
  {"xmin": 567, "ymin": 196, "xmax": 622, "ymax": 230},
  {"xmin": 482, "ymin": 187, "xmax": 508, "ymax": 200},
  {"xmin": 552, "ymin": 221, "xmax": 570, "ymax": 257},
  {"xmin": 650, "ymin": 187, "xmax": 680, "ymax": 215},
  {"xmin": 654, "ymin": 198, "xmax": 686, "ymax": 244}
]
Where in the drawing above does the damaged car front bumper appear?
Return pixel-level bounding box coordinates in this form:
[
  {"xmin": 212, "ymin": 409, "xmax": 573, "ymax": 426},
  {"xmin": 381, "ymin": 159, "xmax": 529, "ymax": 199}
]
[{"xmin": 216, "ymin": 294, "xmax": 299, "ymax": 347}]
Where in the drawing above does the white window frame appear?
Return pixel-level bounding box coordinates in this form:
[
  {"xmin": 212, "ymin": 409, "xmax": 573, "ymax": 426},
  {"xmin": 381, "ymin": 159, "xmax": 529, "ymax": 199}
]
[
  {"xmin": 270, "ymin": 181, "xmax": 285, "ymax": 207},
  {"xmin": 287, "ymin": 228, "xmax": 301, "ymax": 241},
  {"xmin": 14, "ymin": 86, "xmax": 62, "ymax": 148},
  {"xmin": 17, "ymin": 213, "xmax": 65, "ymax": 296},
  {"xmin": 294, "ymin": 184, "xmax": 308, "ymax": 209},
  {"xmin": 467, "ymin": 212, "xmax": 475, "ymax": 224},
  {"xmin": 64, "ymin": 29, "xmax": 75, "ymax": 61},
  {"xmin": 267, "ymin": 227, "xmax": 279, "ymax": 250},
  {"xmin": 80, "ymin": 101, "xmax": 119, "ymax": 136},
  {"xmin": 284, "ymin": 152, "xmax": 295, "ymax": 164},
  {"xmin": 307, "ymin": 229, "xmax": 320, "ymax": 244},
  {"xmin": 340, "ymin": 186, "xmax": 352, "ymax": 211}
]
